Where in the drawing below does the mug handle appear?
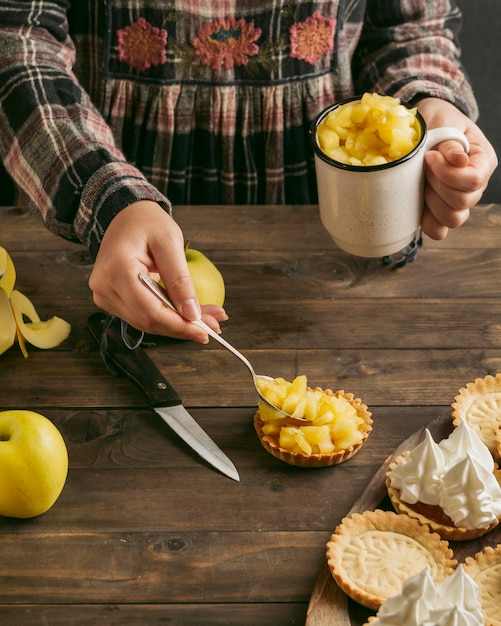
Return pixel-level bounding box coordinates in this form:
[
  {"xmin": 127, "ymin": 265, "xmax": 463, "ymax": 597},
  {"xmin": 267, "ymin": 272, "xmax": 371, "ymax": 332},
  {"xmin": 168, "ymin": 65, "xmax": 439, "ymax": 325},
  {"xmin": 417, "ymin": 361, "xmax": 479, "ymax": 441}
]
[{"xmin": 424, "ymin": 126, "xmax": 470, "ymax": 154}]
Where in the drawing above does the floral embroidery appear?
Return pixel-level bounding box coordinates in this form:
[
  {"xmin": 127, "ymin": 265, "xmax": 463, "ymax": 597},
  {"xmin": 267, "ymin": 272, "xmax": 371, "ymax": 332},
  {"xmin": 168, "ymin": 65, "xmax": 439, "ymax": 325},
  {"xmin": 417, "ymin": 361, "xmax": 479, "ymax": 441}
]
[
  {"xmin": 117, "ymin": 18, "xmax": 168, "ymax": 72},
  {"xmin": 289, "ymin": 12, "xmax": 336, "ymax": 65},
  {"xmin": 192, "ymin": 16, "xmax": 262, "ymax": 71}
]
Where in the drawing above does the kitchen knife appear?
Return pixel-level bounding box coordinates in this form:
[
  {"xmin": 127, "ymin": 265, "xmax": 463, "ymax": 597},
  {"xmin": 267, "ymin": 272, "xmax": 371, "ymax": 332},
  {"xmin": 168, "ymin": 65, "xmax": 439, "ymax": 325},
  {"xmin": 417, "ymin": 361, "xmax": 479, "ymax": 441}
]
[{"xmin": 87, "ymin": 312, "xmax": 240, "ymax": 482}]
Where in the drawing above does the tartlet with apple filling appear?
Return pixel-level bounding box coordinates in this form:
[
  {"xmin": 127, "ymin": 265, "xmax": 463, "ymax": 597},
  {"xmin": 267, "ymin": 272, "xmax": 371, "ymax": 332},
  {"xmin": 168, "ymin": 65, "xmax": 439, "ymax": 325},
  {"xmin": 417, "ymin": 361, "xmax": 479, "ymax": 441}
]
[{"xmin": 253, "ymin": 375, "xmax": 372, "ymax": 467}]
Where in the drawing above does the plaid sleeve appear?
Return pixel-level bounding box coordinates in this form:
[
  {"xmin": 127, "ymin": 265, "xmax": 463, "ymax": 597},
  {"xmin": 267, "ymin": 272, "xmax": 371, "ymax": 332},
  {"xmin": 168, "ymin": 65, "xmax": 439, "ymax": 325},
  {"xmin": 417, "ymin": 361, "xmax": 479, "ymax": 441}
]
[
  {"xmin": 0, "ymin": 0, "xmax": 171, "ymax": 259},
  {"xmin": 352, "ymin": 0, "xmax": 478, "ymax": 119}
]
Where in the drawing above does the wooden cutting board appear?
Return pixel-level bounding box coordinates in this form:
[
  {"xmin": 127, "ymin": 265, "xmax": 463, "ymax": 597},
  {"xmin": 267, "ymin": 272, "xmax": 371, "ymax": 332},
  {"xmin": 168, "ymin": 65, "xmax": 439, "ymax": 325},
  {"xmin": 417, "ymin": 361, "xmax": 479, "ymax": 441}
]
[{"xmin": 305, "ymin": 413, "xmax": 501, "ymax": 625}]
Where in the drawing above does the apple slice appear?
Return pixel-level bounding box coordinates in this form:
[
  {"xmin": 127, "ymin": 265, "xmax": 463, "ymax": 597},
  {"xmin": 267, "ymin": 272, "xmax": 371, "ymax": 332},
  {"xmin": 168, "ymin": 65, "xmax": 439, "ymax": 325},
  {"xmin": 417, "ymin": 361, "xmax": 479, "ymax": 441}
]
[
  {"xmin": 0, "ymin": 287, "xmax": 16, "ymax": 354},
  {"xmin": 9, "ymin": 289, "xmax": 71, "ymax": 352},
  {"xmin": 0, "ymin": 246, "xmax": 16, "ymax": 295}
]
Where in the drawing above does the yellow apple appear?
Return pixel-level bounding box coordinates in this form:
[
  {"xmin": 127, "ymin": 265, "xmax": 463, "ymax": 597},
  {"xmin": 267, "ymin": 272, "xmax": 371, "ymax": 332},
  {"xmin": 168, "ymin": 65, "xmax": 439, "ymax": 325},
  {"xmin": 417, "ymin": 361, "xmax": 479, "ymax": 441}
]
[
  {"xmin": 186, "ymin": 244, "xmax": 225, "ymax": 306},
  {"xmin": 0, "ymin": 410, "xmax": 68, "ymax": 518},
  {"xmin": 160, "ymin": 243, "xmax": 225, "ymax": 307}
]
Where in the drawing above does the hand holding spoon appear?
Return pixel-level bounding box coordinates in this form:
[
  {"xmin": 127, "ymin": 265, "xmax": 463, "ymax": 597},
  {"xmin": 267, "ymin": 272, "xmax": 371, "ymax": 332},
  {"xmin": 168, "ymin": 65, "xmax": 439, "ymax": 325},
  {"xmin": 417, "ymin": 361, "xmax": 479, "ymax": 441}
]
[{"xmin": 138, "ymin": 272, "xmax": 300, "ymax": 420}]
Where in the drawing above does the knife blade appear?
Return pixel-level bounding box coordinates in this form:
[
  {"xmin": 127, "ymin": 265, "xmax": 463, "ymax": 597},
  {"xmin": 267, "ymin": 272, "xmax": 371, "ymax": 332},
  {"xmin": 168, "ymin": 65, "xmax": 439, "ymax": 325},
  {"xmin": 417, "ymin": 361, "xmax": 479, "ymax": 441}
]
[{"xmin": 87, "ymin": 312, "xmax": 240, "ymax": 482}]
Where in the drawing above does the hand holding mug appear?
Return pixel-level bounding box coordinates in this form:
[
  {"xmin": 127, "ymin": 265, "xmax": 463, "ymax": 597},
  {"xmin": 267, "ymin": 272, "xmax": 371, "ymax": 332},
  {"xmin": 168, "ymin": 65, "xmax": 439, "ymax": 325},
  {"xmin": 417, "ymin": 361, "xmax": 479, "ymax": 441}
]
[{"xmin": 310, "ymin": 94, "xmax": 470, "ymax": 258}]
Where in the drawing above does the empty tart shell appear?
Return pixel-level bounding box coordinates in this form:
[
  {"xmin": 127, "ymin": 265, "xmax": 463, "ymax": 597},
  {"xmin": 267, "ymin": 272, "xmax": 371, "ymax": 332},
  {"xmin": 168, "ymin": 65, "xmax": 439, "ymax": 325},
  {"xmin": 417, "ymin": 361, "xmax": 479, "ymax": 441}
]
[
  {"xmin": 326, "ymin": 509, "xmax": 456, "ymax": 610},
  {"xmin": 452, "ymin": 374, "xmax": 501, "ymax": 462},
  {"xmin": 463, "ymin": 544, "xmax": 501, "ymax": 626},
  {"xmin": 386, "ymin": 454, "xmax": 501, "ymax": 541},
  {"xmin": 253, "ymin": 388, "xmax": 372, "ymax": 467}
]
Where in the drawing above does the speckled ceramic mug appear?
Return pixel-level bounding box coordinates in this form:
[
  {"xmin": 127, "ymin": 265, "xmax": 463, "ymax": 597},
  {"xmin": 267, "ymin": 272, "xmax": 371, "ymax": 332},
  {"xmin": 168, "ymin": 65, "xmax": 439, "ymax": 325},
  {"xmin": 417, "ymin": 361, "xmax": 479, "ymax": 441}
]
[{"xmin": 310, "ymin": 99, "xmax": 470, "ymax": 258}]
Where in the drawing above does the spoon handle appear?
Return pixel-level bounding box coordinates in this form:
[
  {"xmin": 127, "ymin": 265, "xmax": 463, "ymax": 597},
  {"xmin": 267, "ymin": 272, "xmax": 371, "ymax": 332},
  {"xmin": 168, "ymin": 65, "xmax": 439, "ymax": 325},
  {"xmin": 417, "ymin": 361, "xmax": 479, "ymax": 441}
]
[{"xmin": 138, "ymin": 272, "xmax": 256, "ymax": 374}]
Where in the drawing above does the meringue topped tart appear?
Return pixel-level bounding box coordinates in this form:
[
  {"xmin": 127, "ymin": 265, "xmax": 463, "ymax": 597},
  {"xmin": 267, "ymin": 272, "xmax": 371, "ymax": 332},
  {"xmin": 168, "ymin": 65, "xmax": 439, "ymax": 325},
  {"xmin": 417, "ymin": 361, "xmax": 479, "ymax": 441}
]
[
  {"xmin": 363, "ymin": 565, "xmax": 484, "ymax": 626},
  {"xmin": 387, "ymin": 421, "xmax": 501, "ymax": 540}
]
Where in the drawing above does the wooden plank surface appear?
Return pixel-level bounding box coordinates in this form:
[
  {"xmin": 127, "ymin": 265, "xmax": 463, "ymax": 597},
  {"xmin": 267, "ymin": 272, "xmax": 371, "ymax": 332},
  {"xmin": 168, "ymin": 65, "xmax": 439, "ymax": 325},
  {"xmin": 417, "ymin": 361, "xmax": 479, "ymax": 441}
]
[
  {"xmin": 0, "ymin": 604, "xmax": 309, "ymax": 626},
  {"xmin": 1, "ymin": 203, "xmax": 501, "ymax": 625},
  {"xmin": 2, "ymin": 347, "xmax": 500, "ymax": 409}
]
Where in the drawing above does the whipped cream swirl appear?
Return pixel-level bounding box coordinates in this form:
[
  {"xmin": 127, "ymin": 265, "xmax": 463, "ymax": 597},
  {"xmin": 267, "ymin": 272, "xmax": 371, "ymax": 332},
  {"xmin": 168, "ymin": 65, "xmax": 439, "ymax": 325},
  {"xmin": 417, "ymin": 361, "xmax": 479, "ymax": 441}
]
[
  {"xmin": 373, "ymin": 566, "xmax": 483, "ymax": 626},
  {"xmin": 390, "ymin": 421, "xmax": 501, "ymax": 529}
]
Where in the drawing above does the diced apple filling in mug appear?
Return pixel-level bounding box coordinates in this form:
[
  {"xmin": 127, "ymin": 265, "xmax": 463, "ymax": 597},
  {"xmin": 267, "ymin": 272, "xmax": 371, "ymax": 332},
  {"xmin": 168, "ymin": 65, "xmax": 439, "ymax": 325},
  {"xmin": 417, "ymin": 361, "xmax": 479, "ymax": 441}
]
[{"xmin": 316, "ymin": 92, "xmax": 421, "ymax": 167}]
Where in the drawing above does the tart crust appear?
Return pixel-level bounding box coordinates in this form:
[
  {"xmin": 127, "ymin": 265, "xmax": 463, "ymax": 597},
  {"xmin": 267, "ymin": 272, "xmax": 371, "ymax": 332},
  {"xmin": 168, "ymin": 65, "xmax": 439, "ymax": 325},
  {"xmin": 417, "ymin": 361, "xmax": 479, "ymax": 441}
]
[
  {"xmin": 463, "ymin": 544, "xmax": 501, "ymax": 626},
  {"xmin": 253, "ymin": 388, "xmax": 372, "ymax": 467},
  {"xmin": 326, "ymin": 509, "xmax": 456, "ymax": 610},
  {"xmin": 452, "ymin": 374, "xmax": 501, "ymax": 461},
  {"xmin": 386, "ymin": 454, "xmax": 501, "ymax": 541}
]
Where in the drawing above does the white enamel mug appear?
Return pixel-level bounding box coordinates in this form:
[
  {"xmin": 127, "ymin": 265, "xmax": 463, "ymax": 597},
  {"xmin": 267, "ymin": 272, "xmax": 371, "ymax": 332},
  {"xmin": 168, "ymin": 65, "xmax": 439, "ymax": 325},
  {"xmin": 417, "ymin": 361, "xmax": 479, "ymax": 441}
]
[{"xmin": 310, "ymin": 98, "xmax": 470, "ymax": 258}]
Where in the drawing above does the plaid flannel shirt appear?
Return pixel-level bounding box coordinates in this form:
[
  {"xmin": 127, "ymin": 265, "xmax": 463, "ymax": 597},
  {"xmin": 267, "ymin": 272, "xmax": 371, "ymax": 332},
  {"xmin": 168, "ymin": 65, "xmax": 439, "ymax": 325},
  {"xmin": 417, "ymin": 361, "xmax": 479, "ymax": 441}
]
[{"xmin": 0, "ymin": 0, "xmax": 477, "ymax": 258}]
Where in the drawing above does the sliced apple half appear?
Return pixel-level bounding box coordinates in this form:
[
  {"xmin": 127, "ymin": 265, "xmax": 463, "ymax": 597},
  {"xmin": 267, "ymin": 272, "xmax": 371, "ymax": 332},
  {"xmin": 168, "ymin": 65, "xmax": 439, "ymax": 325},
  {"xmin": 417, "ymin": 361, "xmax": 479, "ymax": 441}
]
[
  {"xmin": 0, "ymin": 287, "xmax": 16, "ymax": 354},
  {"xmin": 0, "ymin": 246, "xmax": 16, "ymax": 295},
  {"xmin": 9, "ymin": 289, "xmax": 71, "ymax": 354}
]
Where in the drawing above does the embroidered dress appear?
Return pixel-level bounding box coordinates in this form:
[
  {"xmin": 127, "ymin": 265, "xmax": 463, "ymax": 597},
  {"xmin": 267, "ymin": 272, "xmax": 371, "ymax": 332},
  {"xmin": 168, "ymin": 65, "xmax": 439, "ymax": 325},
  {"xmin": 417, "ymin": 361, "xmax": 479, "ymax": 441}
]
[{"xmin": 0, "ymin": 0, "xmax": 477, "ymax": 258}]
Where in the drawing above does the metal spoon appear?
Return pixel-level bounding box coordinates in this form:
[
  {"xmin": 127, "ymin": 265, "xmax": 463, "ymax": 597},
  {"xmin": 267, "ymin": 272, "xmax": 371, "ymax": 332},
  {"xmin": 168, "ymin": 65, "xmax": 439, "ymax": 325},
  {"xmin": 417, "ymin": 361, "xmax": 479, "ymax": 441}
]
[{"xmin": 138, "ymin": 271, "xmax": 298, "ymax": 420}]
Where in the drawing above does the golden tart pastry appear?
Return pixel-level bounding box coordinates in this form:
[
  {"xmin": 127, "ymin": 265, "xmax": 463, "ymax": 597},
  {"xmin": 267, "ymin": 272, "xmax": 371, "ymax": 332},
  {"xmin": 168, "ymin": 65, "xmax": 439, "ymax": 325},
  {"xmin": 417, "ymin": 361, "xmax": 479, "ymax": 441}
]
[
  {"xmin": 452, "ymin": 374, "xmax": 501, "ymax": 461},
  {"xmin": 253, "ymin": 376, "xmax": 372, "ymax": 467},
  {"xmin": 386, "ymin": 453, "xmax": 501, "ymax": 541},
  {"xmin": 463, "ymin": 545, "xmax": 501, "ymax": 626},
  {"xmin": 326, "ymin": 510, "xmax": 456, "ymax": 610}
]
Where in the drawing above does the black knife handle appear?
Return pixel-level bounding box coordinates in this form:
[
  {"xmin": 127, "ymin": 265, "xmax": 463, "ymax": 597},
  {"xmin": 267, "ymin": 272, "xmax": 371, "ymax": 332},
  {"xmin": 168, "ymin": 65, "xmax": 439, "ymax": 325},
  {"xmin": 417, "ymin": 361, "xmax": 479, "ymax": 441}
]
[{"xmin": 87, "ymin": 312, "xmax": 182, "ymax": 408}]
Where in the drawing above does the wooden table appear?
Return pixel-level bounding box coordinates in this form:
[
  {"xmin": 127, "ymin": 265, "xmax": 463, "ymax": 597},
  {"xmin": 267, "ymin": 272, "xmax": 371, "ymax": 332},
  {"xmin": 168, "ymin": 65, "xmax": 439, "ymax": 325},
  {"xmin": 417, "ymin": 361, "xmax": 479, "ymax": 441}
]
[{"xmin": 1, "ymin": 202, "xmax": 501, "ymax": 625}]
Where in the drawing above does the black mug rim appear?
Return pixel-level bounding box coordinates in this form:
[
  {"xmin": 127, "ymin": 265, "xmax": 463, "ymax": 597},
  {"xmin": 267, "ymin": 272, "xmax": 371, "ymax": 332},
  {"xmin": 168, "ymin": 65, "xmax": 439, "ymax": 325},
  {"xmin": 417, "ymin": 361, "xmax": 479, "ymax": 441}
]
[{"xmin": 309, "ymin": 95, "xmax": 426, "ymax": 172}]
